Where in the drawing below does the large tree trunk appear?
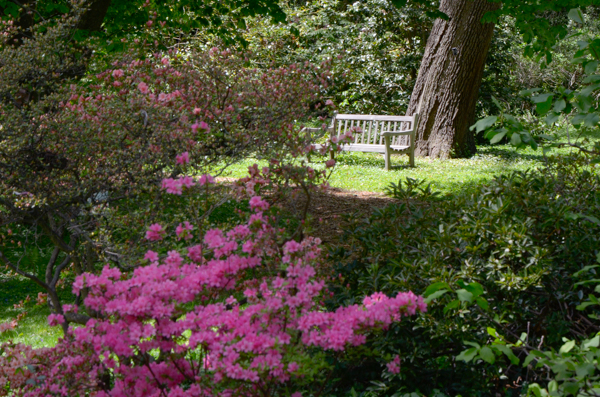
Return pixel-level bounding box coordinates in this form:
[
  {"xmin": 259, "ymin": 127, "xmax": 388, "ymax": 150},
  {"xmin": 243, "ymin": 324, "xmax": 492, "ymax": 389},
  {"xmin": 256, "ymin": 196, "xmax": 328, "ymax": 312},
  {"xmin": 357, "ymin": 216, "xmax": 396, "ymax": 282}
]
[{"xmin": 407, "ymin": 0, "xmax": 500, "ymax": 158}]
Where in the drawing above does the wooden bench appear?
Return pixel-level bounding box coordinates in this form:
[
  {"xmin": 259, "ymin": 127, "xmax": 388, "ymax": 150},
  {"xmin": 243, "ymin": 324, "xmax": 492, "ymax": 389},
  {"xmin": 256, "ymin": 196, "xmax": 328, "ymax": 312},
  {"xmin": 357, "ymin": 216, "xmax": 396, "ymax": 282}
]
[{"xmin": 306, "ymin": 113, "xmax": 419, "ymax": 170}]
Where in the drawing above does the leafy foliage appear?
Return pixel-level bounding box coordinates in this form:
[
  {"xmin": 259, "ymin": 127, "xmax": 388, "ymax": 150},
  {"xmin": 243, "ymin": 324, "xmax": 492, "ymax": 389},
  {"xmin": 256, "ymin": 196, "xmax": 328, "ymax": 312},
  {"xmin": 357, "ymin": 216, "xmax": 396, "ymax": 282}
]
[{"xmin": 327, "ymin": 155, "xmax": 600, "ymax": 396}]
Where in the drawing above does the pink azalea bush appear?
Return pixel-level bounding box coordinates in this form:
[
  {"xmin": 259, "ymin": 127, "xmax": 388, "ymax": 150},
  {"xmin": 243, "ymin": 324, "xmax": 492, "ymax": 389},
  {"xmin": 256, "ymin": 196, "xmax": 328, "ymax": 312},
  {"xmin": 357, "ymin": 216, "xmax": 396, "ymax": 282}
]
[
  {"xmin": 0, "ymin": 3, "xmax": 336, "ymax": 329},
  {"xmin": 0, "ymin": 163, "xmax": 426, "ymax": 396}
]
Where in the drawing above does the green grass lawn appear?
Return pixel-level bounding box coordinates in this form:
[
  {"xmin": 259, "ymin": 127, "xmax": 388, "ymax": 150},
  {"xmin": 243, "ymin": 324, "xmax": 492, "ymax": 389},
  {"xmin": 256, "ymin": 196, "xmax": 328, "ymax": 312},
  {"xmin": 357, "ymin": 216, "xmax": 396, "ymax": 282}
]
[
  {"xmin": 220, "ymin": 143, "xmax": 584, "ymax": 195},
  {"xmin": 0, "ymin": 274, "xmax": 64, "ymax": 348}
]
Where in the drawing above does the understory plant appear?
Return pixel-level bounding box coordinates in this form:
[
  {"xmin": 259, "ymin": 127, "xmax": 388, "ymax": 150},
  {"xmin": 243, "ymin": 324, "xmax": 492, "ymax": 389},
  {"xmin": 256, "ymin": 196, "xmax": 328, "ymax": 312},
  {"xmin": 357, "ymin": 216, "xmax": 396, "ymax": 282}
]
[
  {"xmin": 0, "ymin": 152, "xmax": 426, "ymax": 396},
  {"xmin": 0, "ymin": 1, "xmax": 334, "ymax": 330},
  {"xmin": 327, "ymin": 154, "xmax": 600, "ymax": 396}
]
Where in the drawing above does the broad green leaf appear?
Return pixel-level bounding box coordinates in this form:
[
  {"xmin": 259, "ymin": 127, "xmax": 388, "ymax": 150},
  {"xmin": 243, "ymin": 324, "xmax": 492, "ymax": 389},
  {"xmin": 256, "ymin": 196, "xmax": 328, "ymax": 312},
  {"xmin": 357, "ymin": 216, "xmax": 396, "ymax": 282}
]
[
  {"xmin": 572, "ymin": 113, "xmax": 586, "ymax": 125},
  {"xmin": 578, "ymin": 301, "xmax": 598, "ymax": 311},
  {"xmin": 531, "ymin": 93, "xmax": 553, "ymax": 103},
  {"xmin": 586, "ymin": 61, "xmax": 599, "ymax": 75},
  {"xmin": 568, "ymin": 8, "xmax": 584, "ymax": 24},
  {"xmin": 563, "ymin": 382, "xmax": 580, "ymax": 396},
  {"xmin": 584, "ymin": 75, "xmax": 600, "ymax": 83},
  {"xmin": 527, "ymin": 383, "xmax": 546, "ymax": 397},
  {"xmin": 554, "ymin": 99, "xmax": 567, "ymax": 112},
  {"xmin": 476, "ymin": 297, "xmax": 489, "ymax": 311},
  {"xmin": 583, "ymin": 334, "xmax": 600, "ymax": 349},
  {"xmin": 494, "ymin": 344, "xmax": 519, "ymax": 365},
  {"xmin": 576, "ymin": 363, "xmax": 595, "ymax": 378},
  {"xmin": 511, "ymin": 133, "xmax": 522, "ymax": 146},
  {"xmin": 578, "ymin": 40, "xmax": 591, "ymax": 50},
  {"xmin": 487, "ymin": 327, "xmax": 498, "ymax": 338},
  {"xmin": 544, "ymin": 112, "xmax": 560, "ymax": 126},
  {"xmin": 464, "ymin": 340, "xmax": 481, "ymax": 348},
  {"xmin": 471, "ymin": 116, "xmax": 497, "ymax": 132},
  {"xmin": 536, "ymin": 98, "xmax": 554, "ymax": 116},
  {"xmin": 478, "ymin": 346, "xmax": 495, "ymax": 364},
  {"xmin": 539, "ymin": 134, "xmax": 555, "ymax": 141},
  {"xmin": 548, "ymin": 381, "xmax": 558, "ymax": 393},
  {"xmin": 583, "ymin": 113, "xmax": 600, "ymax": 127},
  {"xmin": 456, "ymin": 289, "xmax": 473, "ymax": 303},
  {"xmin": 424, "ymin": 282, "xmax": 450, "ymax": 297},
  {"xmin": 464, "ymin": 282, "xmax": 484, "ymax": 297},
  {"xmin": 443, "ymin": 299, "xmax": 460, "ymax": 313},
  {"xmin": 559, "ymin": 339, "xmax": 576, "ymax": 354},
  {"xmin": 456, "ymin": 347, "xmax": 478, "ymax": 362},
  {"xmin": 424, "ymin": 290, "xmax": 448, "ymax": 304},
  {"xmin": 490, "ymin": 130, "xmax": 507, "ymax": 144}
]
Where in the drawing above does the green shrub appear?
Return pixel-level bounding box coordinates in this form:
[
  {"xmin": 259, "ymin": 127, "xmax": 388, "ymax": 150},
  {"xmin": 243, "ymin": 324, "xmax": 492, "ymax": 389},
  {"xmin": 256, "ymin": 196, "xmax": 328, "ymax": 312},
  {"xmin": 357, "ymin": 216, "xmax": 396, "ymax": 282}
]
[{"xmin": 326, "ymin": 154, "xmax": 600, "ymax": 396}]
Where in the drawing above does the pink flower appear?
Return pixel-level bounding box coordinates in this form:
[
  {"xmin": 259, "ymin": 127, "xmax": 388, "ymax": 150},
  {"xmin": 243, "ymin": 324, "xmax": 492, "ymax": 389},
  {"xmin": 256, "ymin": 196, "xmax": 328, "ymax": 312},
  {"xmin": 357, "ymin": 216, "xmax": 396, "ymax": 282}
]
[
  {"xmin": 287, "ymin": 362, "xmax": 299, "ymax": 373},
  {"xmin": 249, "ymin": 196, "xmax": 269, "ymax": 211},
  {"xmin": 198, "ymin": 174, "xmax": 215, "ymax": 186},
  {"xmin": 144, "ymin": 250, "xmax": 159, "ymax": 262},
  {"xmin": 48, "ymin": 314, "xmax": 65, "ymax": 327},
  {"xmin": 180, "ymin": 176, "xmax": 196, "ymax": 188},
  {"xmin": 146, "ymin": 20, "xmax": 153, "ymax": 27},
  {"xmin": 145, "ymin": 223, "xmax": 165, "ymax": 241},
  {"xmin": 176, "ymin": 152, "xmax": 190, "ymax": 165},
  {"xmin": 192, "ymin": 121, "xmax": 210, "ymax": 134},
  {"xmin": 176, "ymin": 221, "xmax": 194, "ymax": 240},
  {"xmin": 325, "ymin": 159, "xmax": 336, "ymax": 168},
  {"xmin": 138, "ymin": 82, "xmax": 149, "ymax": 94},
  {"xmin": 325, "ymin": 99, "xmax": 334, "ymax": 107},
  {"xmin": 386, "ymin": 355, "xmax": 401, "ymax": 374},
  {"xmin": 112, "ymin": 69, "xmax": 124, "ymax": 78},
  {"xmin": 162, "ymin": 178, "xmax": 183, "ymax": 195}
]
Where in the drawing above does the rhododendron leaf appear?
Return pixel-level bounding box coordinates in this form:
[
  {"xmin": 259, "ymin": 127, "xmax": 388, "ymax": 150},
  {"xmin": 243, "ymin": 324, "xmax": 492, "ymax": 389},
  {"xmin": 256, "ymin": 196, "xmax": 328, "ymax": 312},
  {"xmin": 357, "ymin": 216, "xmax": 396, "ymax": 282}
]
[
  {"xmin": 456, "ymin": 347, "xmax": 478, "ymax": 362},
  {"xmin": 423, "ymin": 282, "xmax": 450, "ymax": 297},
  {"xmin": 478, "ymin": 346, "xmax": 495, "ymax": 364},
  {"xmin": 456, "ymin": 289, "xmax": 473, "ymax": 303},
  {"xmin": 494, "ymin": 344, "xmax": 519, "ymax": 365},
  {"xmin": 424, "ymin": 290, "xmax": 448, "ymax": 304},
  {"xmin": 443, "ymin": 299, "xmax": 460, "ymax": 313},
  {"xmin": 476, "ymin": 297, "xmax": 489, "ymax": 311}
]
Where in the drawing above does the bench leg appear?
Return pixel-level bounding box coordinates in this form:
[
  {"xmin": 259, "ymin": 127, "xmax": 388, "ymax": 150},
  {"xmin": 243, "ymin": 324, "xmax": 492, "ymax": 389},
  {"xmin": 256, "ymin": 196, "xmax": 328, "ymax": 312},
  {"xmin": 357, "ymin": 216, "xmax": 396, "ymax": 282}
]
[
  {"xmin": 384, "ymin": 136, "xmax": 391, "ymax": 171},
  {"xmin": 409, "ymin": 146, "xmax": 415, "ymax": 167}
]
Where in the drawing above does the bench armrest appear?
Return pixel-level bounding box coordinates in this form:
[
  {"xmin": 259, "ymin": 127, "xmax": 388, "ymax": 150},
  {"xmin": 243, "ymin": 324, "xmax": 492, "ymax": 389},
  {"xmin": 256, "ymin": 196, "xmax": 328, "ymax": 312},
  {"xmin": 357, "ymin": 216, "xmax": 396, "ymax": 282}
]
[{"xmin": 381, "ymin": 130, "xmax": 414, "ymax": 137}]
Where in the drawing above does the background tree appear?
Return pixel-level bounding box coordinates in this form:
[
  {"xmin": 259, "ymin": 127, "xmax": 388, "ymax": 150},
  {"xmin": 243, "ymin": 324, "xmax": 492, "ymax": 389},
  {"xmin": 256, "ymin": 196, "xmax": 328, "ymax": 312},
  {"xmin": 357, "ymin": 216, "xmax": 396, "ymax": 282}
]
[{"xmin": 406, "ymin": 0, "xmax": 499, "ymax": 158}]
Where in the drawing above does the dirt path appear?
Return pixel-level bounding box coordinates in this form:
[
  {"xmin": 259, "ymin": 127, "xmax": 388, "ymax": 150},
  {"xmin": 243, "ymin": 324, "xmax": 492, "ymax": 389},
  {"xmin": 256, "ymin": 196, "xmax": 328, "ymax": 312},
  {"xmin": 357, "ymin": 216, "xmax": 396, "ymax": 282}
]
[{"xmin": 280, "ymin": 187, "xmax": 397, "ymax": 244}]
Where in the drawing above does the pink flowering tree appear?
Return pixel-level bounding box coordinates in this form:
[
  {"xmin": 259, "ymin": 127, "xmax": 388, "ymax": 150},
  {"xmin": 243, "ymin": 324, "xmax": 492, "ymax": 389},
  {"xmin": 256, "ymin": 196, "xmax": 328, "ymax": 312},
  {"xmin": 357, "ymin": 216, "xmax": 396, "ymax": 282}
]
[
  {"xmin": 0, "ymin": 165, "xmax": 426, "ymax": 396},
  {"xmin": 0, "ymin": 4, "xmax": 335, "ymax": 329}
]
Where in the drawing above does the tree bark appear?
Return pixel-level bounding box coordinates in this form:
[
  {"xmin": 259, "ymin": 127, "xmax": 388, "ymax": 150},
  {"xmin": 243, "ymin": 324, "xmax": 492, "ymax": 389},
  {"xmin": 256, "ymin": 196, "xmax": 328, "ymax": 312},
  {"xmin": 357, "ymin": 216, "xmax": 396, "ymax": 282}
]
[
  {"xmin": 77, "ymin": 0, "xmax": 112, "ymax": 32},
  {"xmin": 407, "ymin": 0, "xmax": 500, "ymax": 158}
]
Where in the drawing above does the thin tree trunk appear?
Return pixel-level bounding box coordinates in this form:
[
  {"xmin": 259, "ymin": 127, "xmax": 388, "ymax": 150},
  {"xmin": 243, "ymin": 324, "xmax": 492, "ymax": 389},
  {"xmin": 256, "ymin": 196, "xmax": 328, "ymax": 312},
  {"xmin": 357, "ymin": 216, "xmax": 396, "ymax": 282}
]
[{"xmin": 407, "ymin": 0, "xmax": 500, "ymax": 158}]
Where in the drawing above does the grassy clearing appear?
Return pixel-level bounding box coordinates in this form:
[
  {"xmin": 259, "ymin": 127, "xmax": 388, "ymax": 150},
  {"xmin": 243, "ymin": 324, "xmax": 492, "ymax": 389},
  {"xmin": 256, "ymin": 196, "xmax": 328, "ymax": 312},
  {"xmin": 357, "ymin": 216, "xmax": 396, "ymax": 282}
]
[
  {"xmin": 220, "ymin": 143, "xmax": 588, "ymax": 194},
  {"xmin": 0, "ymin": 275, "xmax": 64, "ymax": 348}
]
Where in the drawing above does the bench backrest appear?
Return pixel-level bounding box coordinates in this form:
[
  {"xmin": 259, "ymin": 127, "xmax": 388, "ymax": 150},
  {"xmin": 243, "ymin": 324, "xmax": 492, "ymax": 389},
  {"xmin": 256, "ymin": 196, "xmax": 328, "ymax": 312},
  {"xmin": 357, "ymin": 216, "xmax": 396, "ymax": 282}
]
[{"xmin": 332, "ymin": 113, "xmax": 417, "ymax": 146}]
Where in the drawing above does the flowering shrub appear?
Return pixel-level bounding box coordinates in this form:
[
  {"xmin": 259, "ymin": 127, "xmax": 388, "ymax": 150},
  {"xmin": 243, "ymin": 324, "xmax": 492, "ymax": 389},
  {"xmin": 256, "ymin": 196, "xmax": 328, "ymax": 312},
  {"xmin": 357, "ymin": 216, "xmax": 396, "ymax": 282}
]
[
  {"xmin": 0, "ymin": 2, "xmax": 335, "ymax": 329},
  {"xmin": 0, "ymin": 167, "xmax": 426, "ymax": 396}
]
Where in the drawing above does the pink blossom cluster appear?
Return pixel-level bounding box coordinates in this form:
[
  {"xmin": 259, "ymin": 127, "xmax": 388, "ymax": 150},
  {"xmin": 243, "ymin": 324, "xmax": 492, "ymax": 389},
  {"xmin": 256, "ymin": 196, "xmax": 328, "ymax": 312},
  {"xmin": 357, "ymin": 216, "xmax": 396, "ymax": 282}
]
[
  {"xmin": 161, "ymin": 174, "xmax": 214, "ymax": 195},
  {"xmin": 1, "ymin": 191, "xmax": 425, "ymax": 396}
]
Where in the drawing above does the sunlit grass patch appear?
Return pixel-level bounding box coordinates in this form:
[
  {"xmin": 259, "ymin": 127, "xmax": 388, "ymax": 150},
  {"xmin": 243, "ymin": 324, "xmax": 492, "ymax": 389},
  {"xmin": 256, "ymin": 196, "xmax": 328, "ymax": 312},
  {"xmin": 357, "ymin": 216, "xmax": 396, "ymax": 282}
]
[{"xmin": 220, "ymin": 143, "xmax": 582, "ymax": 195}]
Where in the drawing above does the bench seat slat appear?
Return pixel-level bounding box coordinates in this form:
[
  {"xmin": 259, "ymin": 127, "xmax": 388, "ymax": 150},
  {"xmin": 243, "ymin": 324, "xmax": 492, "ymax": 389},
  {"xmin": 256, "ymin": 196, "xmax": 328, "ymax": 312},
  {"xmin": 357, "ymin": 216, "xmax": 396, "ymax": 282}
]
[
  {"xmin": 335, "ymin": 114, "xmax": 415, "ymax": 122},
  {"xmin": 339, "ymin": 144, "xmax": 410, "ymax": 153}
]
